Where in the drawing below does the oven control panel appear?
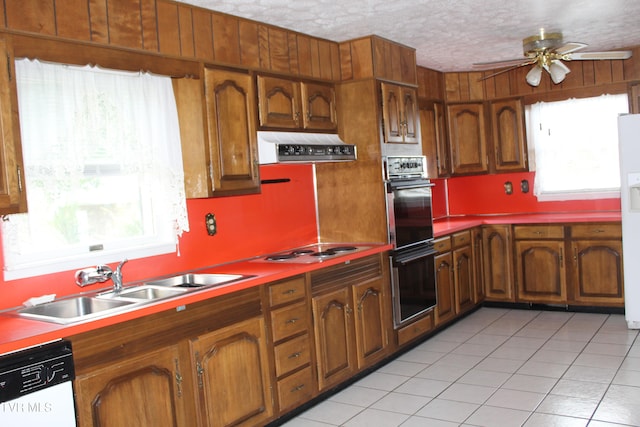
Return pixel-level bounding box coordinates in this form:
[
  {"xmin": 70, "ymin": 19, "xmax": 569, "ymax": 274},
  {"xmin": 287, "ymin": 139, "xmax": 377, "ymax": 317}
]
[{"xmin": 385, "ymin": 156, "xmax": 427, "ymax": 180}]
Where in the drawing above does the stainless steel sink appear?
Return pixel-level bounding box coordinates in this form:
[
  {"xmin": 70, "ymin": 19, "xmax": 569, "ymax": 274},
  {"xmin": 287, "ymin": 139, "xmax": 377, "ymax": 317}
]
[
  {"xmin": 17, "ymin": 296, "xmax": 136, "ymax": 324},
  {"xmin": 98, "ymin": 285, "xmax": 187, "ymax": 301},
  {"xmin": 144, "ymin": 273, "xmax": 250, "ymax": 289}
]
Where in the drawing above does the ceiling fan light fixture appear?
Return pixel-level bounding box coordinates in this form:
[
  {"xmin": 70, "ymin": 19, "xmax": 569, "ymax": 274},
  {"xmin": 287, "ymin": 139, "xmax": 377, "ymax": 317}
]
[
  {"xmin": 526, "ymin": 65, "xmax": 543, "ymax": 86},
  {"xmin": 548, "ymin": 60, "xmax": 571, "ymax": 84}
]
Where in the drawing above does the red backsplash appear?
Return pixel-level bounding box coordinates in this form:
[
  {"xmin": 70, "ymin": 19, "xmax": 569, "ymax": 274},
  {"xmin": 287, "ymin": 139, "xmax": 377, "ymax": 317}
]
[
  {"xmin": 0, "ymin": 164, "xmax": 318, "ymax": 310},
  {"xmin": 434, "ymin": 171, "xmax": 621, "ymax": 218}
]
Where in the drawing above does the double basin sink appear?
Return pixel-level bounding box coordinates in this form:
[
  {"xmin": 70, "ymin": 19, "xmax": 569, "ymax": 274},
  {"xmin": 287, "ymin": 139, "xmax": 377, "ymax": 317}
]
[{"xmin": 17, "ymin": 273, "xmax": 252, "ymax": 324}]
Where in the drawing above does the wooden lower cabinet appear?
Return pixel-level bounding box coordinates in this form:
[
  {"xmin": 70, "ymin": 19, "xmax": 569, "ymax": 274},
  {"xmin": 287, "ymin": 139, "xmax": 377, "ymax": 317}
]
[
  {"xmin": 74, "ymin": 344, "xmax": 193, "ymax": 427},
  {"xmin": 434, "ymin": 249, "xmax": 455, "ymax": 325},
  {"xmin": 482, "ymin": 225, "xmax": 515, "ymax": 301},
  {"xmin": 434, "ymin": 231, "xmax": 476, "ymax": 326},
  {"xmin": 453, "ymin": 231, "xmax": 475, "ymax": 313},
  {"xmin": 311, "ymin": 254, "xmax": 391, "ymax": 391},
  {"xmin": 190, "ymin": 317, "xmax": 273, "ymax": 427},
  {"xmin": 312, "ymin": 286, "xmax": 356, "ymax": 390},
  {"xmin": 515, "ymin": 240, "xmax": 567, "ymax": 303},
  {"xmin": 570, "ymin": 239, "xmax": 624, "ymax": 304},
  {"xmin": 353, "ymin": 278, "xmax": 389, "ymax": 369},
  {"xmin": 512, "ymin": 223, "xmax": 624, "ymax": 307},
  {"xmin": 569, "ymin": 224, "xmax": 624, "ymax": 306}
]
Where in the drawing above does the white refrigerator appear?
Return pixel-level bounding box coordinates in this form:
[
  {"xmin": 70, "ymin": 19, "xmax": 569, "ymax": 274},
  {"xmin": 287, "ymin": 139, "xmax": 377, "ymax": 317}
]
[{"xmin": 619, "ymin": 114, "xmax": 640, "ymax": 328}]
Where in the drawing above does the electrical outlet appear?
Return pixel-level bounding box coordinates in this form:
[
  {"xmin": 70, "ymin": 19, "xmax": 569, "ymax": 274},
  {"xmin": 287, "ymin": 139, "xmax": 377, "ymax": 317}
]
[{"xmin": 205, "ymin": 213, "xmax": 217, "ymax": 236}]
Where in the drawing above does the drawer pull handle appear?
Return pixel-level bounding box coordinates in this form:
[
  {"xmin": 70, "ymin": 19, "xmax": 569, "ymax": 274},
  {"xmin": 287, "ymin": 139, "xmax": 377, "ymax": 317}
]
[
  {"xmin": 285, "ymin": 317, "xmax": 299, "ymax": 324},
  {"xmin": 291, "ymin": 384, "xmax": 305, "ymax": 392},
  {"xmin": 533, "ymin": 231, "xmax": 543, "ymax": 235},
  {"xmin": 283, "ymin": 289, "xmax": 296, "ymax": 295},
  {"xmin": 593, "ymin": 229, "xmax": 605, "ymax": 233},
  {"xmin": 288, "ymin": 352, "xmax": 302, "ymax": 359}
]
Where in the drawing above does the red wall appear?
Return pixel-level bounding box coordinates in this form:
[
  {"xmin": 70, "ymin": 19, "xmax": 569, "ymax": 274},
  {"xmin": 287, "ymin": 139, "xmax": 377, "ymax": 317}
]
[
  {"xmin": 433, "ymin": 171, "xmax": 621, "ymax": 219},
  {"xmin": 0, "ymin": 164, "xmax": 318, "ymax": 310}
]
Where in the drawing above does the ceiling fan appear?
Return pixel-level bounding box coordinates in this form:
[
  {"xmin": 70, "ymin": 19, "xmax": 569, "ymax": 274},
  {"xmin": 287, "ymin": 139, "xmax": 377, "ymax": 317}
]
[{"xmin": 474, "ymin": 29, "xmax": 633, "ymax": 86}]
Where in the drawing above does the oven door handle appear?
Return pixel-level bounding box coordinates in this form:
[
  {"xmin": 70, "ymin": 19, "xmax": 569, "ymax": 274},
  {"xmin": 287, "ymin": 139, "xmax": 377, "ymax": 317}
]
[
  {"xmin": 388, "ymin": 181, "xmax": 434, "ymax": 191},
  {"xmin": 393, "ymin": 247, "xmax": 437, "ymax": 265}
]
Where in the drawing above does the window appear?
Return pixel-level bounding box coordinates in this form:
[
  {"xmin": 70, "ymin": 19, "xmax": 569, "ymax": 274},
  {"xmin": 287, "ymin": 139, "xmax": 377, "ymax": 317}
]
[
  {"xmin": 2, "ymin": 59, "xmax": 189, "ymax": 280},
  {"xmin": 525, "ymin": 94, "xmax": 628, "ymax": 201}
]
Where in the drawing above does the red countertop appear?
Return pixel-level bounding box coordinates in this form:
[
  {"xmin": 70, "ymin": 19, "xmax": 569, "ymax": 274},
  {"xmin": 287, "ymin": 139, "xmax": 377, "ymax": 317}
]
[
  {"xmin": 434, "ymin": 212, "xmax": 621, "ymax": 237},
  {"xmin": 0, "ymin": 243, "xmax": 392, "ymax": 356}
]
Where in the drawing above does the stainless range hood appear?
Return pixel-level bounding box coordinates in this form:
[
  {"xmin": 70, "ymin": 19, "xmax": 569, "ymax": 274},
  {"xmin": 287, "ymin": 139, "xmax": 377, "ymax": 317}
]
[{"xmin": 257, "ymin": 131, "xmax": 357, "ymax": 164}]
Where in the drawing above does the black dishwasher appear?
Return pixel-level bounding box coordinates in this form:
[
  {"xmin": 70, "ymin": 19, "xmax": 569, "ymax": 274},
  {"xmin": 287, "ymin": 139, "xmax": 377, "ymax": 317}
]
[{"xmin": 0, "ymin": 339, "xmax": 76, "ymax": 426}]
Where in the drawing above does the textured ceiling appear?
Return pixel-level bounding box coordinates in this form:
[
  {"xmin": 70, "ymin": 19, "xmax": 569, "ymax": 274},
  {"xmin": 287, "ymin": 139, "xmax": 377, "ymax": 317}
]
[{"xmin": 177, "ymin": 0, "xmax": 640, "ymax": 72}]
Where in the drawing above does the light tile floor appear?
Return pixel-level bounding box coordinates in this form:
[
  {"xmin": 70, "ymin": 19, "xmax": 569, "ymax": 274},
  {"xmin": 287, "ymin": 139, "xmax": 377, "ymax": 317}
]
[{"xmin": 280, "ymin": 307, "xmax": 640, "ymax": 427}]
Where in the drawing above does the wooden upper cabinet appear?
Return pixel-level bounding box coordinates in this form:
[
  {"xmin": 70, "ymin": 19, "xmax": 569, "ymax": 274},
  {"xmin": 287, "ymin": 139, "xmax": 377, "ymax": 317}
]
[
  {"xmin": 301, "ymin": 82, "xmax": 338, "ymax": 131},
  {"xmin": 0, "ymin": 37, "xmax": 27, "ymax": 214},
  {"xmin": 446, "ymin": 102, "xmax": 488, "ymax": 175},
  {"xmin": 257, "ymin": 75, "xmax": 337, "ymax": 131},
  {"xmin": 381, "ymin": 82, "xmax": 420, "ymax": 144},
  {"xmin": 257, "ymin": 75, "xmax": 301, "ymax": 129},
  {"xmin": 420, "ymin": 101, "xmax": 449, "ymax": 178},
  {"xmin": 490, "ymin": 98, "xmax": 528, "ymax": 172},
  {"xmin": 204, "ymin": 67, "xmax": 260, "ymax": 196}
]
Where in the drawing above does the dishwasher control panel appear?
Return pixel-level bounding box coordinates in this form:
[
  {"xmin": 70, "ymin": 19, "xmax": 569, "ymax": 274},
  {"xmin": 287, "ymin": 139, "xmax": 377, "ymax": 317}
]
[{"xmin": 0, "ymin": 340, "xmax": 74, "ymax": 403}]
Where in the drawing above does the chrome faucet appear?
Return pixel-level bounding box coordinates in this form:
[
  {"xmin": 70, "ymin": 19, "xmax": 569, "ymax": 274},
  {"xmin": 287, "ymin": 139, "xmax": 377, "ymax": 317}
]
[
  {"xmin": 75, "ymin": 259, "xmax": 128, "ymax": 293},
  {"xmin": 111, "ymin": 259, "xmax": 128, "ymax": 293}
]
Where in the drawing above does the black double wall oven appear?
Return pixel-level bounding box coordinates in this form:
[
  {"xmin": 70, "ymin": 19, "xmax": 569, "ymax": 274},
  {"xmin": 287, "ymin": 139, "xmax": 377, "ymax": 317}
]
[{"xmin": 385, "ymin": 156, "xmax": 437, "ymax": 328}]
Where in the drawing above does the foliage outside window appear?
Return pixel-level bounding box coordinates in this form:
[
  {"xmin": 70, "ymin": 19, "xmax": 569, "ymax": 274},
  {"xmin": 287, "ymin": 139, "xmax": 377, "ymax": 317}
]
[
  {"xmin": 525, "ymin": 93, "xmax": 628, "ymax": 201},
  {"xmin": 2, "ymin": 59, "xmax": 189, "ymax": 280}
]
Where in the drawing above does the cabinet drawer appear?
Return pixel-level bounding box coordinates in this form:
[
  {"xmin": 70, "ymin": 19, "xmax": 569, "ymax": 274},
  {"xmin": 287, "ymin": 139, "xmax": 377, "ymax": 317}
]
[
  {"xmin": 277, "ymin": 367, "xmax": 314, "ymax": 412},
  {"xmin": 274, "ymin": 334, "xmax": 311, "ymax": 377},
  {"xmin": 397, "ymin": 312, "xmax": 433, "ymax": 346},
  {"xmin": 514, "ymin": 225, "xmax": 564, "ymax": 239},
  {"xmin": 434, "ymin": 236, "xmax": 451, "ymax": 252},
  {"xmin": 268, "ymin": 277, "xmax": 306, "ymax": 307},
  {"xmin": 571, "ymin": 223, "xmax": 622, "ymax": 239},
  {"xmin": 270, "ymin": 301, "xmax": 309, "ymax": 342},
  {"xmin": 452, "ymin": 230, "xmax": 471, "ymax": 247}
]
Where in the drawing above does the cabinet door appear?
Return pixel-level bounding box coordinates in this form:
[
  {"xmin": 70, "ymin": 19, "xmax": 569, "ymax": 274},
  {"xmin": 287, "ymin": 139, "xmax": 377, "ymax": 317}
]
[
  {"xmin": 434, "ymin": 251, "xmax": 455, "ymax": 325},
  {"xmin": 312, "ymin": 287, "xmax": 356, "ymax": 391},
  {"xmin": 447, "ymin": 103, "xmax": 488, "ymax": 175},
  {"xmin": 381, "ymin": 82, "xmax": 404, "ymax": 143},
  {"xmin": 204, "ymin": 68, "xmax": 260, "ymax": 196},
  {"xmin": 190, "ymin": 317, "xmax": 273, "ymax": 427},
  {"xmin": 401, "ymin": 87, "xmax": 420, "ymax": 143},
  {"xmin": 472, "ymin": 228, "xmax": 486, "ymax": 303},
  {"xmin": 420, "ymin": 101, "xmax": 449, "ymax": 177},
  {"xmin": 570, "ymin": 240, "xmax": 624, "ymax": 305},
  {"xmin": 257, "ymin": 75, "xmax": 301, "ymax": 129},
  {"xmin": 515, "ymin": 240, "xmax": 566, "ymax": 303},
  {"xmin": 0, "ymin": 37, "xmax": 27, "ymax": 214},
  {"xmin": 301, "ymin": 82, "xmax": 337, "ymax": 131},
  {"xmin": 482, "ymin": 225, "xmax": 514, "ymax": 301},
  {"xmin": 353, "ymin": 278, "xmax": 389, "ymax": 369},
  {"xmin": 453, "ymin": 245, "xmax": 475, "ymax": 313},
  {"xmin": 74, "ymin": 345, "xmax": 192, "ymax": 427},
  {"xmin": 491, "ymin": 98, "xmax": 527, "ymax": 172}
]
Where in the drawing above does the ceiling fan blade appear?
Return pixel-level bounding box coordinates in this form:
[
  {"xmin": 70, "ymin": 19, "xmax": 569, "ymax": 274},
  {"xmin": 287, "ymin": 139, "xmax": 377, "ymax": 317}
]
[
  {"xmin": 554, "ymin": 42, "xmax": 587, "ymax": 55},
  {"xmin": 565, "ymin": 50, "xmax": 633, "ymax": 60},
  {"xmin": 478, "ymin": 60, "xmax": 535, "ymax": 81},
  {"xmin": 472, "ymin": 58, "xmax": 527, "ymax": 70}
]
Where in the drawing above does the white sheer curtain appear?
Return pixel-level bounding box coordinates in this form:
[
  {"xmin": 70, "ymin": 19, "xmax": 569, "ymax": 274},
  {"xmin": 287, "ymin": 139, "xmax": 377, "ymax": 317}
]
[
  {"xmin": 526, "ymin": 94, "xmax": 628, "ymax": 201},
  {"xmin": 3, "ymin": 59, "xmax": 189, "ymax": 279}
]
